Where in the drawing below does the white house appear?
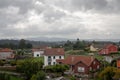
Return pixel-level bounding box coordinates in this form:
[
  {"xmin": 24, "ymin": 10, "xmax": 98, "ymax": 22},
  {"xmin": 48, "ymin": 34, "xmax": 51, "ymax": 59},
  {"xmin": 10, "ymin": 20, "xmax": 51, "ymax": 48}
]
[
  {"xmin": 90, "ymin": 44, "xmax": 98, "ymax": 52},
  {"xmin": 32, "ymin": 49, "xmax": 44, "ymax": 57},
  {"xmin": 0, "ymin": 48, "xmax": 14, "ymax": 59},
  {"xmin": 44, "ymin": 48, "xmax": 65, "ymax": 66}
]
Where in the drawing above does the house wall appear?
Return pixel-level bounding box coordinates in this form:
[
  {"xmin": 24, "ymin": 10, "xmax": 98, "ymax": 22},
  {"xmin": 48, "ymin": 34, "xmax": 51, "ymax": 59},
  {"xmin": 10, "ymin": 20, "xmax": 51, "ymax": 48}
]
[
  {"xmin": 73, "ymin": 62, "xmax": 89, "ymax": 74},
  {"xmin": 104, "ymin": 56, "xmax": 113, "ymax": 63},
  {"xmin": 90, "ymin": 45, "xmax": 97, "ymax": 52},
  {"xmin": 0, "ymin": 52, "xmax": 13, "ymax": 59},
  {"xmin": 33, "ymin": 51, "xmax": 44, "ymax": 57},
  {"xmin": 73, "ymin": 59, "xmax": 100, "ymax": 74},
  {"xmin": 89, "ymin": 59, "xmax": 101, "ymax": 71},
  {"xmin": 44, "ymin": 55, "xmax": 64, "ymax": 66},
  {"xmin": 99, "ymin": 45, "xmax": 118, "ymax": 55},
  {"xmin": 117, "ymin": 59, "xmax": 120, "ymax": 68}
]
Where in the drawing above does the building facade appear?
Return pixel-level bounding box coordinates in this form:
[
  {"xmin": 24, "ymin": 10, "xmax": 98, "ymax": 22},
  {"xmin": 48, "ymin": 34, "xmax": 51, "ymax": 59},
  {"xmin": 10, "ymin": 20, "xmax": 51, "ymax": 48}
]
[
  {"xmin": 57, "ymin": 55, "xmax": 101, "ymax": 75},
  {"xmin": 32, "ymin": 49, "xmax": 44, "ymax": 57},
  {"xmin": 0, "ymin": 48, "xmax": 14, "ymax": 59},
  {"xmin": 44, "ymin": 48, "xmax": 64, "ymax": 66},
  {"xmin": 99, "ymin": 44, "xmax": 118, "ymax": 55}
]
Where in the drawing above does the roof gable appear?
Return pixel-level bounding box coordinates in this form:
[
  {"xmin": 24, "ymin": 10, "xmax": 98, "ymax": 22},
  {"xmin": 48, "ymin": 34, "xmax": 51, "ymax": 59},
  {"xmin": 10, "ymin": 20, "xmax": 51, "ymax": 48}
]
[{"xmin": 59, "ymin": 55, "xmax": 95, "ymax": 66}]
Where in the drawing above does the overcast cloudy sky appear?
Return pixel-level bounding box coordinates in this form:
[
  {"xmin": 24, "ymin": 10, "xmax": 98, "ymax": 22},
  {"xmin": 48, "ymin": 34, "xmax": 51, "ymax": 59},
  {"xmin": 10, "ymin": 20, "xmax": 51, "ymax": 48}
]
[{"xmin": 0, "ymin": 0, "xmax": 120, "ymax": 40}]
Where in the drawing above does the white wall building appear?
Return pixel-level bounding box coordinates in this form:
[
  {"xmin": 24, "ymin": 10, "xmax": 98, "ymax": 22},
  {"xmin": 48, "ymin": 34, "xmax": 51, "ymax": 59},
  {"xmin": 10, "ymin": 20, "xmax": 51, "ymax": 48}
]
[
  {"xmin": 0, "ymin": 48, "xmax": 14, "ymax": 59},
  {"xmin": 32, "ymin": 49, "xmax": 44, "ymax": 57},
  {"xmin": 44, "ymin": 48, "xmax": 65, "ymax": 66}
]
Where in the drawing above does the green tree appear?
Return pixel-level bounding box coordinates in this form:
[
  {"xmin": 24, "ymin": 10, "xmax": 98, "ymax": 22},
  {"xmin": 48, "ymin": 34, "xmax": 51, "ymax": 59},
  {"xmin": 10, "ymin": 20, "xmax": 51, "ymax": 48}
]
[
  {"xmin": 99, "ymin": 67, "xmax": 115, "ymax": 80},
  {"xmin": 73, "ymin": 38, "xmax": 86, "ymax": 50},
  {"xmin": 45, "ymin": 64, "xmax": 69, "ymax": 75},
  {"xmin": 64, "ymin": 40, "xmax": 73, "ymax": 51},
  {"xmin": 26, "ymin": 43, "xmax": 32, "ymax": 49},
  {"xmin": 31, "ymin": 71, "xmax": 46, "ymax": 80},
  {"xmin": 19, "ymin": 39, "xmax": 26, "ymax": 49},
  {"xmin": 70, "ymin": 76, "xmax": 76, "ymax": 80},
  {"xmin": 16, "ymin": 59, "xmax": 44, "ymax": 79}
]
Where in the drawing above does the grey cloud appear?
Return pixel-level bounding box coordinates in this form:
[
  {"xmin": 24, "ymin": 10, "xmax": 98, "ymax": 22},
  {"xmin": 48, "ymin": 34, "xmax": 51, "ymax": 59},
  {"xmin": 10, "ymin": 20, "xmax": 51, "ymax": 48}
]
[
  {"xmin": 71, "ymin": 0, "xmax": 107, "ymax": 11},
  {"xmin": 0, "ymin": 0, "xmax": 35, "ymax": 14},
  {"xmin": 43, "ymin": 8, "xmax": 66, "ymax": 23}
]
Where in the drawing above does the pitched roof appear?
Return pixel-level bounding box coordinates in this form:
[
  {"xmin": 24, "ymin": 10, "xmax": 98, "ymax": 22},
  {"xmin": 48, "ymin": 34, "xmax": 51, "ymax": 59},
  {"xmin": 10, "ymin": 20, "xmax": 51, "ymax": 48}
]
[
  {"xmin": 105, "ymin": 44, "xmax": 117, "ymax": 49},
  {"xmin": 0, "ymin": 48, "xmax": 13, "ymax": 52},
  {"xmin": 57, "ymin": 55, "xmax": 95, "ymax": 66},
  {"xmin": 44, "ymin": 48, "xmax": 64, "ymax": 55}
]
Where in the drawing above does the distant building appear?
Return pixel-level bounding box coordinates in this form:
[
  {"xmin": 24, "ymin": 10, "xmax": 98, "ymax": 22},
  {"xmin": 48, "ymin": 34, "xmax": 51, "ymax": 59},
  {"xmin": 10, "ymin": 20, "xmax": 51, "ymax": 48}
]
[
  {"xmin": 57, "ymin": 55, "xmax": 101, "ymax": 75},
  {"xmin": 99, "ymin": 44, "xmax": 118, "ymax": 55},
  {"xmin": 90, "ymin": 44, "xmax": 98, "ymax": 52},
  {"xmin": 44, "ymin": 48, "xmax": 65, "ymax": 66},
  {"xmin": 32, "ymin": 49, "xmax": 44, "ymax": 57},
  {"xmin": 0, "ymin": 48, "xmax": 14, "ymax": 59}
]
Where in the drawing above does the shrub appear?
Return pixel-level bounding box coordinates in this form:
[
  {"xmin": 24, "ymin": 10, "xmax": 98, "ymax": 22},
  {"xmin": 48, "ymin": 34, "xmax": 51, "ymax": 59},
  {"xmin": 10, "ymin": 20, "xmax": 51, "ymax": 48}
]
[
  {"xmin": 10, "ymin": 60, "xmax": 16, "ymax": 66},
  {"xmin": 31, "ymin": 71, "xmax": 46, "ymax": 80},
  {"xmin": 16, "ymin": 59, "xmax": 43, "ymax": 80},
  {"xmin": 0, "ymin": 60, "xmax": 5, "ymax": 66}
]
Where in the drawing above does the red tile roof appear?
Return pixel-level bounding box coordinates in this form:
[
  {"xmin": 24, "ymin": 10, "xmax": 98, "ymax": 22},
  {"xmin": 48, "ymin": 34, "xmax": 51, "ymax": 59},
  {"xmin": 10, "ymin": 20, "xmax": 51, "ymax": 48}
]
[
  {"xmin": 105, "ymin": 44, "xmax": 117, "ymax": 49},
  {"xmin": 0, "ymin": 48, "xmax": 13, "ymax": 52},
  {"xmin": 57, "ymin": 55, "xmax": 95, "ymax": 66},
  {"xmin": 44, "ymin": 48, "xmax": 65, "ymax": 55}
]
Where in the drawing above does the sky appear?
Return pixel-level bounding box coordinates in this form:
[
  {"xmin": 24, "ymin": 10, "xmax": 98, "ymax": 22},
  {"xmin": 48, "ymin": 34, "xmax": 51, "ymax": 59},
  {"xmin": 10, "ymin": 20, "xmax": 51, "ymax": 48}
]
[{"xmin": 0, "ymin": 0, "xmax": 120, "ymax": 40}]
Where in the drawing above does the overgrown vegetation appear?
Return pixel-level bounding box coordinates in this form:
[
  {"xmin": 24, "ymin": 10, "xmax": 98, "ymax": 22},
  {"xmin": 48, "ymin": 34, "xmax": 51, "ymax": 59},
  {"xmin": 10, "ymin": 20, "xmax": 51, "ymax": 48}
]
[
  {"xmin": 45, "ymin": 64, "xmax": 69, "ymax": 74},
  {"xmin": 16, "ymin": 58, "xmax": 44, "ymax": 80},
  {"xmin": 0, "ymin": 73, "xmax": 23, "ymax": 80}
]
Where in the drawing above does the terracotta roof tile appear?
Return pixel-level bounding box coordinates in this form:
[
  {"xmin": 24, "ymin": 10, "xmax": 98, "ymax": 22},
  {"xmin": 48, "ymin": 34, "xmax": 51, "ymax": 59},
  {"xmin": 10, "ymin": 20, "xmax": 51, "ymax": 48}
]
[
  {"xmin": 0, "ymin": 48, "xmax": 13, "ymax": 52},
  {"xmin": 57, "ymin": 55, "xmax": 95, "ymax": 66},
  {"xmin": 44, "ymin": 48, "xmax": 64, "ymax": 55}
]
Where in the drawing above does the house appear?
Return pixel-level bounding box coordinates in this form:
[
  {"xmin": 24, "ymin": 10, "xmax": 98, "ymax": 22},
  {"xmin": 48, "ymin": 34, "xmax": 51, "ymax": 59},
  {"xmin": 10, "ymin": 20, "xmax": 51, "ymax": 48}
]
[
  {"xmin": 57, "ymin": 55, "xmax": 101, "ymax": 75},
  {"xmin": 44, "ymin": 48, "xmax": 65, "ymax": 66},
  {"xmin": 99, "ymin": 44, "xmax": 118, "ymax": 55},
  {"xmin": 117, "ymin": 58, "xmax": 120, "ymax": 68},
  {"xmin": 90, "ymin": 44, "xmax": 98, "ymax": 52},
  {"xmin": 0, "ymin": 48, "xmax": 14, "ymax": 59},
  {"xmin": 32, "ymin": 49, "xmax": 44, "ymax": 57}
]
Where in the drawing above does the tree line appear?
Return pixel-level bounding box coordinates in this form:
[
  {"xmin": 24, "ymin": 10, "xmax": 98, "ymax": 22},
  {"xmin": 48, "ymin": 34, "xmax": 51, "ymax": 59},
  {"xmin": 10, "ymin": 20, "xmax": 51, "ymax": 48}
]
[
  {"xmin": 63, "ymin": 38, "xmax": 87, "ymax": 51},
  {"xmin": 0, "ymin": 39, "xmax": 32, "ymax": 49}
]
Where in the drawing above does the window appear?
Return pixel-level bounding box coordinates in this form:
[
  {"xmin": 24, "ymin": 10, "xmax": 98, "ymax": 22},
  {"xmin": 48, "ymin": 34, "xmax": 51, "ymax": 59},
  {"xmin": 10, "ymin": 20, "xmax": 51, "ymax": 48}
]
[
  {"xmin": 59, "ymin": 56, "xmax": 61, "ymax": 59},
  {"xmin": 48, "ymin": 56, "xmax": 51, "ymax": 58},
  {"xmin": 78, "ymin": 67, "xmax": 85, "ymax": 72},
  {"xmin": 53, "ymin": 56, "xmax": 55, "ymax": 59},
  {"xmin": 94, "ymin": 61, "xmax": 96, "ymax": 65},
  {"xmin": 37, "ymin": 54, "xmax": 39, "ymax": 57},
  {"xmin": 48, "ymin": 56, "xmax": 51, "ymax": 61},
  {"xmin": 48, "ymin": 62, "xmax": 51, "ymax": 65},
  {"xmin": 53, "ymin": 62, "xmax": 55, "ymax": 65},
  {"xmin": 89, "ymin": 67, "xmax": 92, "ymax": 71},
  {"xmin": 97, "ymin": 65, "xmax": 99, "ymax": 69}
]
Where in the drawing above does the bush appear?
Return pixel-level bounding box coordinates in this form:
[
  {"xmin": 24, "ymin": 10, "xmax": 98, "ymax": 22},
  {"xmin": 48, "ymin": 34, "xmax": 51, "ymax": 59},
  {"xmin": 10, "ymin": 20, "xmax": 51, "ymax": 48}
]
[
  {"xmin": 16, "ymin": 58, "xmax": 44, "ymax": 80},
  {"xmin": 31, "ymin": 71, "xmax": 46, "ymax": 80},
  {"xmin": 0, "ymin": 73, "xmax": 10, "ymax": 80},
  {"xmin": 0, "ymin": 60, "xmax": 5, "ymax": 66},
  {"xmin": 70, "ymin": 76, "xmax": 76, "ymax": 80},
  {"xmin": 45, "ymin": 64, "xmax": 69, "ymax": 74},
  {"xmin": 10, "ymin": 60, "xmax": 16, "ymax": 66}
]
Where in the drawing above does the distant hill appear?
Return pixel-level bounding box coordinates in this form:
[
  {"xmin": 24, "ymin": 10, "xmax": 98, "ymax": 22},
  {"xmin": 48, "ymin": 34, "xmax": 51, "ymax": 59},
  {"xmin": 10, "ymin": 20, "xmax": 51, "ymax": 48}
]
[
  {"xmin": 0, "ymin": 38, "xmax": 119, "ymax": 48},
  {"xmin": 0, "ymin": 39, "xmax": 66, "ymax": 48}
]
